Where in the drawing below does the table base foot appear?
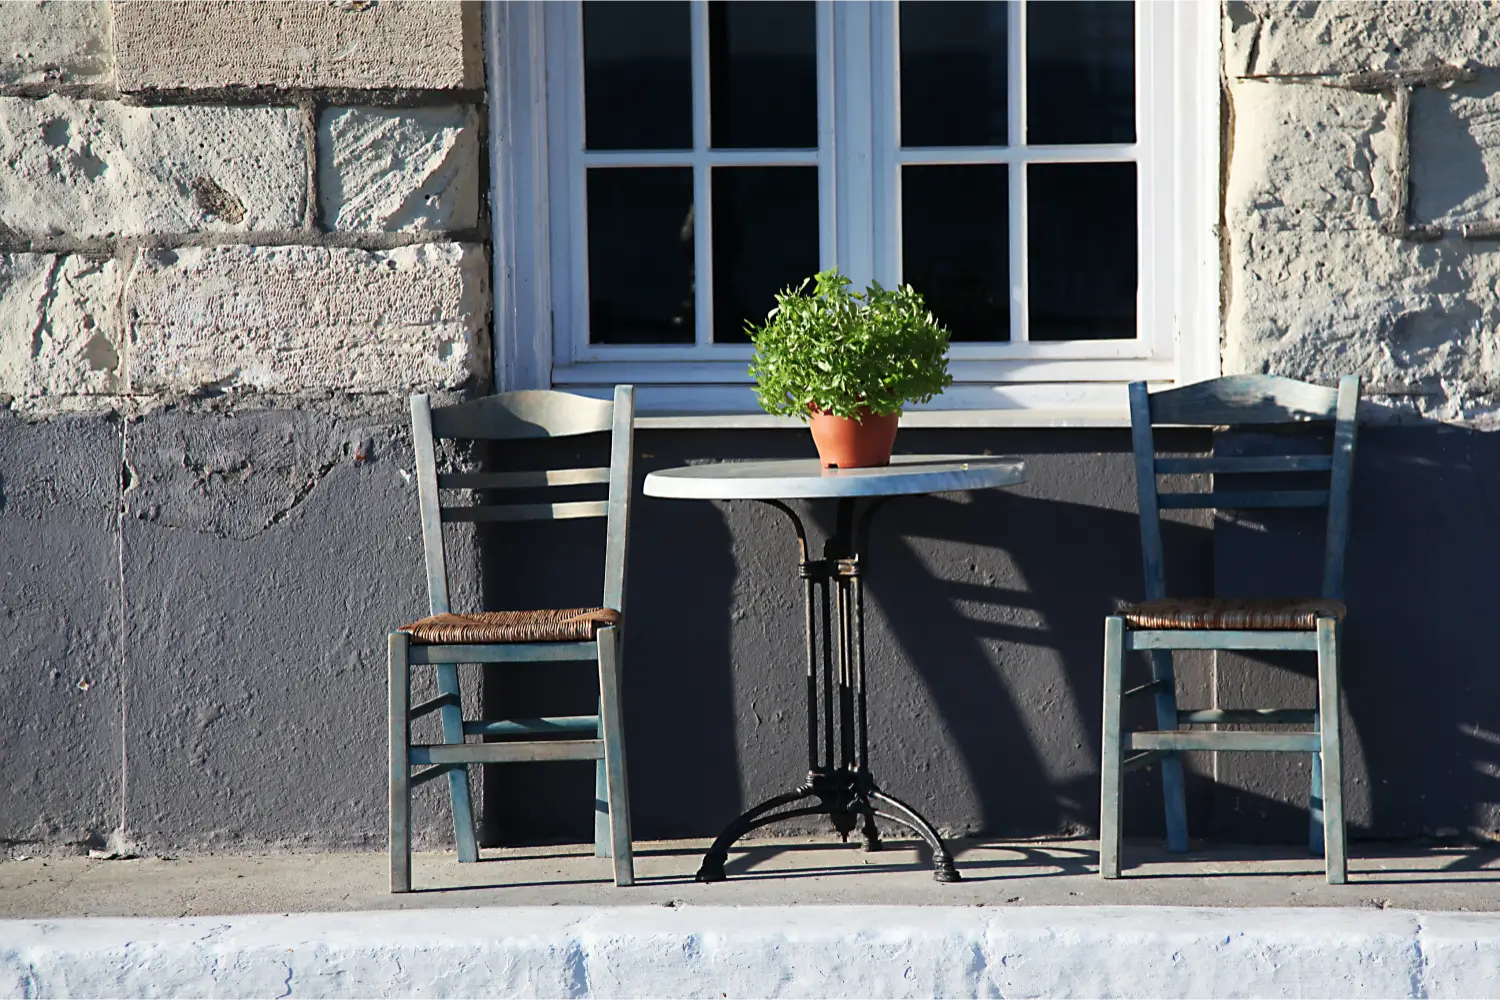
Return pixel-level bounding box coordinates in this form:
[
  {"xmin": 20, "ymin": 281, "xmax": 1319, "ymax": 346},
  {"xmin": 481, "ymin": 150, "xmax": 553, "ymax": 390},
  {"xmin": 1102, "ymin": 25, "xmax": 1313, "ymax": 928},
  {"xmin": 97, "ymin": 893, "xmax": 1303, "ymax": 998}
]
[{"xmin": 697, "ymin": 770, "xmax": 960, "ymax": 883}]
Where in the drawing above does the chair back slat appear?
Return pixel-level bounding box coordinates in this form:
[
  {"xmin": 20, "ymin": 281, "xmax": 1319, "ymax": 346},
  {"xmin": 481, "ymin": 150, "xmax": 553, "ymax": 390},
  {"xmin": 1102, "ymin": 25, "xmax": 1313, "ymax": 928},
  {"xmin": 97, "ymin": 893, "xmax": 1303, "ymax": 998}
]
[
  {"xmin": 1154, "ymin": 455, "xmax": 1332, "ymax": 475},
  {"xmin": 437, "ymin": 468, "xmax": 611, "ymax": 490},
  {"xmin": 1129, "ymin": 374, "xmax": 1361, "ymax": 602},
  {"xmin": 1157, "ymin": 490, "xmax": 1331, "ymax": 510},
  {"xmin": 1322, "ymin": 375, "xmax": 1361, "ymax": 599},
  {"xmin": 1148, "ymin": 374, "xmax": 1340, "ymax": 426},
  {"xmin": 430, "ymin": 390, "xmax": 615, "ymax": 440},
  {"xmin": 602, "ymin": 385, "xmax": 635, "ymax": 615},
  {"xmin": 1129, "ymin": 382, "xmax": 1169, "ymax": 601},
  {"xmin": 440, "ymin": 500, "xmax": 609, "ymax": 523},
  {"xmin": 408, "ymin": 387, "xmax": 636, "ymax": 618},
  {"xmin": 410, "ymin": 394, "xmax": 452, "ymax": 616}
]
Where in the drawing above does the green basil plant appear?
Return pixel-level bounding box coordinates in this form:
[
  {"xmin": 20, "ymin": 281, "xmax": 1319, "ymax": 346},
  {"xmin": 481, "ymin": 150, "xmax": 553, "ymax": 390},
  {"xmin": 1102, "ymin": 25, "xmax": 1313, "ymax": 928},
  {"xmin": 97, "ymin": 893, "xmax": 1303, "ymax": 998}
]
[{"xmin": 747, "ymin": 268, "xmax": 953, "ymax": 421}]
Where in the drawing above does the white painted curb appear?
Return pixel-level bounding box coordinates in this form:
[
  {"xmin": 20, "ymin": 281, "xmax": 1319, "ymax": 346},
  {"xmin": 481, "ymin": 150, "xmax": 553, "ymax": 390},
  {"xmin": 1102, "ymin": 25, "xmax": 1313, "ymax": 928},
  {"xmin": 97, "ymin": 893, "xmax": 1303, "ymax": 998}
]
[{"xmin": 3, "ymin": 905, "xmax": 1498, "ymax": 999}]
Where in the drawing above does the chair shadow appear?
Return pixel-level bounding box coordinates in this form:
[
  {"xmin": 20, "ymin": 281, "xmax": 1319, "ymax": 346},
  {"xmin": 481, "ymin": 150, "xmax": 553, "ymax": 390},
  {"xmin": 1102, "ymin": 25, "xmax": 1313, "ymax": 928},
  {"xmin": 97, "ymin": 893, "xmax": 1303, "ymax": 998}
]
[
  {"xmin": 832, "ymin": 427, "xmax": 1217, "ymax": 843},
  {"xmin": 469, "ymin": 431, "xmax": 762, "ymax": 847}
]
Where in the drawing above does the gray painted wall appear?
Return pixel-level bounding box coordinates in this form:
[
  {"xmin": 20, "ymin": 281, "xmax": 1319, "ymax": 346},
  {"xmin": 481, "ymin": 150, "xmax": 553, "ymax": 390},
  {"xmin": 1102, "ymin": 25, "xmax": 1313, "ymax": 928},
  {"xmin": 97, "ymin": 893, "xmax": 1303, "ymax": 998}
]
[{"xmin": 21, "ymin": 409, "xmax": 1497, "ymax": 854}]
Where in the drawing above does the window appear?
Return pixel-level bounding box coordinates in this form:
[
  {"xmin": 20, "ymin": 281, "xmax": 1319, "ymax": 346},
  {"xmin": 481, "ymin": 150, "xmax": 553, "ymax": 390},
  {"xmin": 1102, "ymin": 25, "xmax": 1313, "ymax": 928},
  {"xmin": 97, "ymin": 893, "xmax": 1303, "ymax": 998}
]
[{"xmin": 488, "ymin": 1, "xmax": 1219, "ymax": 423}]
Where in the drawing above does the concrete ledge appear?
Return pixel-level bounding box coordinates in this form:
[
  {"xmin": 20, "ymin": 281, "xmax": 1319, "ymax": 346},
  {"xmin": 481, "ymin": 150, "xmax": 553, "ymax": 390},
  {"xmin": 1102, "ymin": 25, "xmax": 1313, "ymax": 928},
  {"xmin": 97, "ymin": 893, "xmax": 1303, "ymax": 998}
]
[{"xmin": 2, "ymin": 904, "xmax": 1497, "ymax": 999}]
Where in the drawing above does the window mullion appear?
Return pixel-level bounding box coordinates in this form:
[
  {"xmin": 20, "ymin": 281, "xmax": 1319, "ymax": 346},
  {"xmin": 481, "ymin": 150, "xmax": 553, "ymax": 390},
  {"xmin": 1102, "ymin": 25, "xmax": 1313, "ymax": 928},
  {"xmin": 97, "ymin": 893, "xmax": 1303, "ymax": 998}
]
[
  {"xmin": 554, "ymin": 1, "xmax": 587, "ymax": 372},
  {"xmin": 817, "ymin": 0, "xmax": 838, "ymax": 275},
  {"xmin": 690, "ymin": 0, "xmax": 713, "ymax": 348},
  {"xmin": 833, "ymin": 1, "xmax": 875, "ymax": 288},
  {"xmin": 1008, "ymin": 0, "xmax": 1028, "ymax": 344},
  {"xmin": 870, "ymin": 0, "xmax": 898, "ymax": 286}
]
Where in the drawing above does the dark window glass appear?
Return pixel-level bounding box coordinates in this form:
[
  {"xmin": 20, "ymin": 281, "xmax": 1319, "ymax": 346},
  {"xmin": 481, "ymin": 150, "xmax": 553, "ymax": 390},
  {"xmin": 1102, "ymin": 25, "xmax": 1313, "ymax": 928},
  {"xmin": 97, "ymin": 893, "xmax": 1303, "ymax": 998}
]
[
  {"xmin": 902, "ymin": 164, "xmax": 1009, "ymax": 342},
  {"xmin": 1026, "ymin": 1, "xmax": 1135, "ymax": 145},
  {"xmin": 584, "ymin": 2, "xmax": 691, "ymax": 150},
  {"xmin": 1028, "ymin": 162, "xmax": 1135, "ymax": 340},
  {"xmin": 712, "ymin": 167, "xmax": 819, "ymax": 343},
  {"xmin": 900, "ymin": 1, "xmax": 1008, "ymax": 148},
  {"xmin": 709, "ymin": 2, "xmax": 817, "ymax": 149},
  {"xmin": 587, "ymin": 168, "xmax": 695, "ymax": 344}
]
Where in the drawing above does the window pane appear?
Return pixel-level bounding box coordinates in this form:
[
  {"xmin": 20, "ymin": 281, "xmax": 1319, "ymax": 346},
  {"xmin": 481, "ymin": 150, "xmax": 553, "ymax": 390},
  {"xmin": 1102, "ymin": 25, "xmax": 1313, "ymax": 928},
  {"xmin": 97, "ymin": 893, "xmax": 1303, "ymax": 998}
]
[
  {"xmin": 1026, "ymin": 1, "xmax": 1135, "ymax": 145},
  {"xmin": 584, "ymin": 2, "xmax": 691, "ymax": 150},
  {"xmin": 900, "ymin": 1, "xmax": 1007, "ymax": 148},
  {"xmin": 902, "ymin": 165, "xmax": 1009, "ymax": 342},
  {"xmin": 712, "ymin": 167, "xmax": 819, "ymax": 343},
  {"xmin": 709, "ymin": 2, "xmax": 816, "ymax": 149},
  {"xmin": 587, "ymin": 168, "xmax": 695, "ymax": 344},
  {"xmin": 1028, "ymin": 162, "xmax": 1135, "ymax": 341}
]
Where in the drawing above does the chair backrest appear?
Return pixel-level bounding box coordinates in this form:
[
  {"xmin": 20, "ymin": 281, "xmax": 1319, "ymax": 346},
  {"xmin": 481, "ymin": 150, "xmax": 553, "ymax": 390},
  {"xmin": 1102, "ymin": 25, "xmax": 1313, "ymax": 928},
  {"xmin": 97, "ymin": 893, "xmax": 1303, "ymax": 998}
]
[
  {"xmin": 1129, "ymin": 373, "xmax": 1360, "ymax": 601},
  {"xmin": 409, "ymin": 386, "xmax": 635, "ymax": 617}
]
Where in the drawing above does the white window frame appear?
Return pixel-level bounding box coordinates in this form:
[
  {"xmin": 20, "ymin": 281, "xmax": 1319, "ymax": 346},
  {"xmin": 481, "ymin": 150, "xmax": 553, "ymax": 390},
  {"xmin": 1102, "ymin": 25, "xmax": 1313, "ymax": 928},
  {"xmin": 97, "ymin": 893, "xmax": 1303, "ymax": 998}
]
[{"xmin": 486, "ymin": 0, "xmax": 1220, "ymax": 427}]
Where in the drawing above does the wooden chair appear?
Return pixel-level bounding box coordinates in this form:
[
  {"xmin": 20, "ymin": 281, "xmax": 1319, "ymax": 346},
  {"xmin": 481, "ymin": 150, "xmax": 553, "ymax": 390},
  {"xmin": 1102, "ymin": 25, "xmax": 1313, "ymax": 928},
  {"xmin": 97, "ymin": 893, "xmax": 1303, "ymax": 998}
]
[
  {"xmin": 388, "ymin": 385, "xmax": 636, "ymax": 890},
  {"xmin": 1099, "ymin": 374, "xmax": 1360, "ymax": 884}
]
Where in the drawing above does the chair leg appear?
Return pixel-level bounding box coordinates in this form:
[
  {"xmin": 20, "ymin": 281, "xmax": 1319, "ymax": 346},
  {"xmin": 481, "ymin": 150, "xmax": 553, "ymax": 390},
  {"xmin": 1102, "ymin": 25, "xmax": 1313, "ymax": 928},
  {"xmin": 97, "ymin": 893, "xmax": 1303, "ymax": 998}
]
[
  {"xmin": 1147, "ymin": 649, "xmax": 1190, "ymax": 853},
  {"xmin": 434, "ymin": 663, "xmax": 479, "ymax": 863},
  {"xmin": 1100, "ymin": 616, "xmax": 1125, "ymax": 879},
  {"xmin": 1317, "ymin": 618, "xmax": 1348, "ymax": 884},
  {"xmin": 1308, "ymin": 716, "xmax": 1325, "ymax": 857},
  {"xmin": 594, "ymin": 696, "xmax": 611, "ymax": 859},
  {"xmin": 389, "ymin": 633, "xmax": 412, "ymax": 893},
  {"xmin": 596, "ymin": 627, "xmax": 634, "ymax": 887}
]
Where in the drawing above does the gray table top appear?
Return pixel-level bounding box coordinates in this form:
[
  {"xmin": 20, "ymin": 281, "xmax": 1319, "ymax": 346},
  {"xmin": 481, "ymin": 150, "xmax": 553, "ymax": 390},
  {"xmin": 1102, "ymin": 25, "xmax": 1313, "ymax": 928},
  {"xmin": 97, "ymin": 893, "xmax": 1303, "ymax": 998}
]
[{"xmin": 643, "ymin": 455, "xmax": 1028, "ymax": 501}]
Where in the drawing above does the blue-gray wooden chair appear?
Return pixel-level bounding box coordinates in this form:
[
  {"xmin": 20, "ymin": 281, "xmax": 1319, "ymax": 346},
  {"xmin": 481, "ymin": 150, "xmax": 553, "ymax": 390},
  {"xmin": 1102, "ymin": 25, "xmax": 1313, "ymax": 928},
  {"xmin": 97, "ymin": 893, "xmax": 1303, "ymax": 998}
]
[
  {"xmin": 1100, "ymin": 373, "xmax": 1360, "ymax": 884},
  {"xmin": 389, "ymin": 385, "xmax": 636, "ymax": 890}
]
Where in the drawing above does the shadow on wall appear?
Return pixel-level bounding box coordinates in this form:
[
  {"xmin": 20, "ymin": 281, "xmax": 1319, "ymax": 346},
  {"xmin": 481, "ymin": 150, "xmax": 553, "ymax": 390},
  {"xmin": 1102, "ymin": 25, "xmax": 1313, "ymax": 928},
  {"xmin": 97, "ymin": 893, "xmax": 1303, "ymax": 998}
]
[
  {"xmin": 462, "ymin": 421, "xmax": 1500, "ymax": 848},
  {"xmin": 1216, "ymin": 423, "xmax": 1500, "ymax": 844},
  {"xmin": 845, "ymin": 427, "xmax": 1216, "ymax": 843},
  {"xmin": 471, "ymin": 430, "xmax": 796, "ymax": 846},
  {"xmin": 465, "ymin": 426, "xmax": 1219, "ymax": 846}
]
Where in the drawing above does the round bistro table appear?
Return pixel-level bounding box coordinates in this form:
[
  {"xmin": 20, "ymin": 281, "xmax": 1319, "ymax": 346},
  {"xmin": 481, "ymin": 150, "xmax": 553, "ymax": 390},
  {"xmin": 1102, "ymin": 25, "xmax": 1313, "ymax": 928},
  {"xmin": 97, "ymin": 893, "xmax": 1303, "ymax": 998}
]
[{"xmin": 644, "ymin": 455, "xmax": 1029, "ymax": 883}]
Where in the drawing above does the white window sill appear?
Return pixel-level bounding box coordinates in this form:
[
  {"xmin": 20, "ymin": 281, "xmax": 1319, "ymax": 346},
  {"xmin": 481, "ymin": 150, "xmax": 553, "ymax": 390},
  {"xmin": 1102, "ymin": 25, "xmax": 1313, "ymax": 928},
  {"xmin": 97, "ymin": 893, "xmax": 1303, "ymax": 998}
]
[
  {"xmin": 635, "ymin": 408, "xmax": 1130, "ymax": 430},
  {"xmin": 569, "ymin": 381, "xmax": 1140, "ymax": 429}
]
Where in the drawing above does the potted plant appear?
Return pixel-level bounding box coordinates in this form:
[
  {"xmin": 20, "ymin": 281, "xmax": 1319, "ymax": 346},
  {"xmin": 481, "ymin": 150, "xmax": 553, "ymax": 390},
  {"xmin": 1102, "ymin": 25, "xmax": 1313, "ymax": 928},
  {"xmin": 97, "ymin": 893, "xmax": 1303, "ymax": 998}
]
[{"xmin": 747, "ymin": 268, "xmax": 953, "ymax": 469}]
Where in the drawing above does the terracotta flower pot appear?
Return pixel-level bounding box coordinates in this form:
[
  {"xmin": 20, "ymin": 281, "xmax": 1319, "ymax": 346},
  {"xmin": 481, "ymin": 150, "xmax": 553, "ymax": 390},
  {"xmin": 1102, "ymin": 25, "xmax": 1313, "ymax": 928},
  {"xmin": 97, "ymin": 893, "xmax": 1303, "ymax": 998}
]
[{"xmin": 807, "ymin": 405, "xmax": 900, "ymax": 469}]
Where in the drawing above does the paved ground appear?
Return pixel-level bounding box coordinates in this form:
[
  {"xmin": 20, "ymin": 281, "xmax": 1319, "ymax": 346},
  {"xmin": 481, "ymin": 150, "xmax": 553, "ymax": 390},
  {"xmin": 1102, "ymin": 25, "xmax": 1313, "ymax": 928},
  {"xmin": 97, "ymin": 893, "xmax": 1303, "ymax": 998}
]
[{"xmin": 5, "ymin": 835, "xmax": 1500, "ymax": 918}]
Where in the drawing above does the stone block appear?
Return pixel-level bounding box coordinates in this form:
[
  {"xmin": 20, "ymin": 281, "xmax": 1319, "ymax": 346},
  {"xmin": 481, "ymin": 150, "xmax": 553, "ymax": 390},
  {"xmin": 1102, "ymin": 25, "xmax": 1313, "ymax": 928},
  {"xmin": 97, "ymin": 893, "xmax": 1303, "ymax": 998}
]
[
  {"xmin": 0, "ymin": 413, "xmax": 122, "ymax": 850},
  {"xmin": 119, "ymin": 405, "xmax": 482, "ymax": 851},
  {"xmin": 1227, "ymin": 79, "xmax": 1396, "ymax": 233},
  {"xmin": 124, "ymin": 243, "xmax": 489, "ymax": 395},
  {"xmin": 1224, "ymin": 226, "xmax": 1500, "ymax": 411},
  {"xmin": 112, "ymin": 1, "xmax": 483, "ymax": 92},
  {"xmin": 319, "ymin": 106, "xmax": 480, "ymax": 232},
  {"xmin": 1225, "ymin": 1, "xmax": 1500, "ymax": 78},
  {"xmin": 0, "ymin": 96, "xmax": 305, "ymax": 240},
  {"xmin": 0, "ymin": 254, "xmax": 124, "ymax": 400},
  {"xmin": 1411, "ymin": 78, "xmax": 1500, "ymax": 227},
  {"xmin": 0, "ymin": 1, "xmax": 112, "ymax": 87}
]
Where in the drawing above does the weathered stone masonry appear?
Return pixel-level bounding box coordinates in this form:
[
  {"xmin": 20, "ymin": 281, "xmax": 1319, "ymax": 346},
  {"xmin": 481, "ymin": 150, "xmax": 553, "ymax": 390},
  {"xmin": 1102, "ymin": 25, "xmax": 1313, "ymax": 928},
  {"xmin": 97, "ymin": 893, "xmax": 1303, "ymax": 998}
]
[{"xmin": 1223, "ymin": 1, "xmax": 1500, "ymax": 425}]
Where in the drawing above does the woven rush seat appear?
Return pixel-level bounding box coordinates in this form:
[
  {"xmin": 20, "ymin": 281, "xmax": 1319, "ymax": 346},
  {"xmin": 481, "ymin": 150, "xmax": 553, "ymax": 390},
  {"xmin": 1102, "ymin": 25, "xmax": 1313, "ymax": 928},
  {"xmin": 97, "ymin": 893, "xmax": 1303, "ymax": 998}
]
[
  {"xmin": 400, "ymin": 607, "xmax": 620, "ymax": 645},
  {"xmin": 1121, "ymin": 597, "xmax": 1346, "ymax": 631}
]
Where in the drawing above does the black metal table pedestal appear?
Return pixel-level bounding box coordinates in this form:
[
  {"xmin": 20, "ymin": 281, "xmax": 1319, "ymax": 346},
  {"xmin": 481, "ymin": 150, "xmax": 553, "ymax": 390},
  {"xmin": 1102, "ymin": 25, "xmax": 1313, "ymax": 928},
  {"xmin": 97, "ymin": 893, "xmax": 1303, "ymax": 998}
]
[{"xmin": 694, "ymin": 497, "xmax": 962, "ymax": 884}]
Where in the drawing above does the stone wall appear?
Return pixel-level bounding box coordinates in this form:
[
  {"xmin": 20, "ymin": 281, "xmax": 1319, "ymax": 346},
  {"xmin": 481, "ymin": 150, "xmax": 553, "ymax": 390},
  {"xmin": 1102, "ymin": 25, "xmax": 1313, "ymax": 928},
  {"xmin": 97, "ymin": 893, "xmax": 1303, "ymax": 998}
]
[
  {"xmin": 0, "ymin": 1, "xmax": 488, "ymax": 854},
  {"xmin": 0, "ymin": 1, "xmax": 488, "ymax": 408},
  {"xmin": 1223, "ymin": 1, "xmax": 1500, "ymax": 425}
]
